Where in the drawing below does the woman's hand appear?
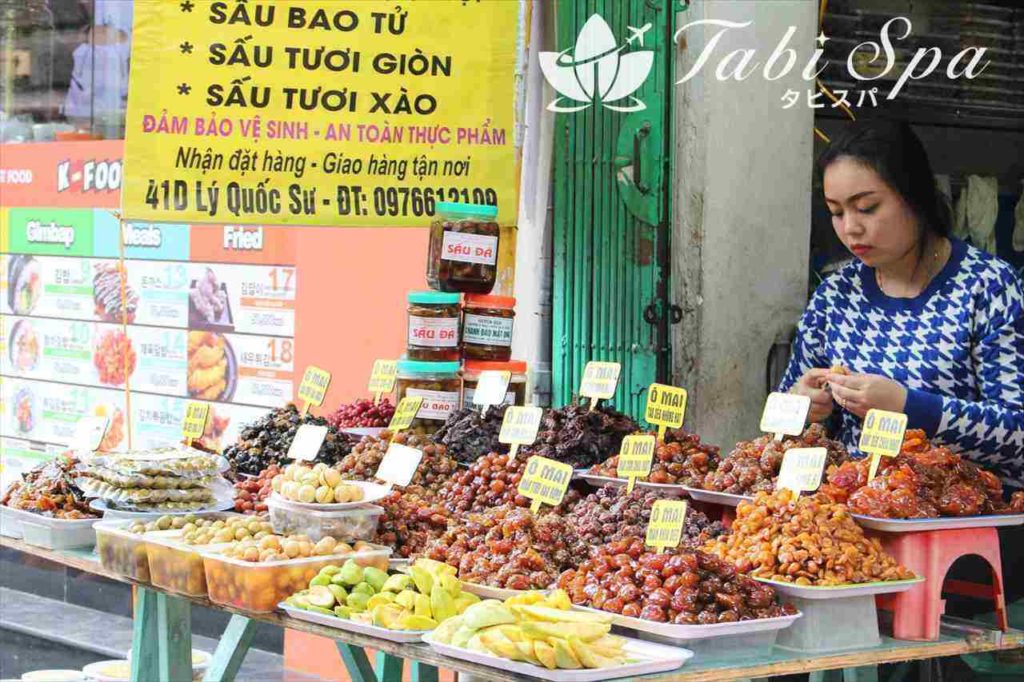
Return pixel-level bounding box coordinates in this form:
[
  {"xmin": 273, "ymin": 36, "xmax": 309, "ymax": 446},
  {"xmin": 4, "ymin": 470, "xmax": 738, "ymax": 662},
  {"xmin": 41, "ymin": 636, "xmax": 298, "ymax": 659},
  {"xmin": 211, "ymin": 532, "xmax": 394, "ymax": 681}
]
[
  {"xmin": 826, "ymin": 371, "xmax": 907, "ymax": 418},
  {"xmin": 790, "ymin": 368, "xmax": 835, "ymax": 423}
]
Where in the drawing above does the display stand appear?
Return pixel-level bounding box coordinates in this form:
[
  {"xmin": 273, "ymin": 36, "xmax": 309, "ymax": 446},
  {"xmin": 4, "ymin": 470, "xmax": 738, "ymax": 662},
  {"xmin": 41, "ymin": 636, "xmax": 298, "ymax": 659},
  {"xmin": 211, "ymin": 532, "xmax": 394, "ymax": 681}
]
[
  {"xmin": 777, "ymin": 595, "xmax": 881, "ymax": 653},
  {"xmin": 876, "ymin": 527, "xmax": 1007, "ymax": 641}
]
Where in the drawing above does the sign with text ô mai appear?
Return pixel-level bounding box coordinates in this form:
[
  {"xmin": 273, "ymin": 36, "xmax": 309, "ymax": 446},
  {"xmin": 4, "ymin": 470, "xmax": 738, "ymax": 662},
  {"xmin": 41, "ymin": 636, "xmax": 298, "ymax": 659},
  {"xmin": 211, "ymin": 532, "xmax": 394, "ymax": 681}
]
[
  {"xmin": 859, "ymin": 409, "xmax": 908, "ymax": 482},
  {"xmin": 123, "ymin": 2, "xmax": 520, "ymax": 226}
]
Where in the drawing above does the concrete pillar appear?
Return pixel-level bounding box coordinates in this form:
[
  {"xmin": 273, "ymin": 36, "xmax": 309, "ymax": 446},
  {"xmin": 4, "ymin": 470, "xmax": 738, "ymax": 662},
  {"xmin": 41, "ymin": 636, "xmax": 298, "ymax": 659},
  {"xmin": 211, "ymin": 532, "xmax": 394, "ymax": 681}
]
[{"xmin": 672, "ymin": 1, "xmax": 817, "ymax": 448}]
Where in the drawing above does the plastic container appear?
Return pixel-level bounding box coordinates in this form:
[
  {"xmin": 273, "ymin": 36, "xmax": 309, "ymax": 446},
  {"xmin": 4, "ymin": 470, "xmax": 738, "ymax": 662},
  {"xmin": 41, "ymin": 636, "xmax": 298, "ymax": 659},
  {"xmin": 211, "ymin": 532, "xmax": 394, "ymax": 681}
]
[
  {"xmin": 267, "ymin": 497, "xmax": 383, "ymax": 541},
  {"xmin": 406, "ymin": 291, "xmax": 461, "ymax": 362},
  {"xmin": 427, "ymin": 202, "xmax": 500, "ymax": 293},
  {"xmin": 775, "ymin": 595, "xmax": 880, "ymax": 653},
  {"xmin": 18, "ymin": 512, "xmax": 99, "ymax": 550},
  {"xmin": 203, "ymin": 542, "xmax": 391, "ymax": 613},
  {"xmin": 21, "ymin": 671, "xmax": 85, "ymax": 681},
  {"xmin": 461, "ymin": 295, "xmax": 515, "ymax": 361},
  {"xmin": 145, "ymin": 533, "xmax": 225, "ymax": 598},
  {"xmin": 461, "ymin": 360, "xmax": 527, "ymax": 408},
  {"xmin": 395, "ymin": 359, "xmax": 462, "ymax": 434},
  {"xmin": 637, "ymin": 627, "xmax": 782, "ymax": 660},
  {"xmin": 1, "ymin": 506, "xmax": 24, "ymax": 538},
  {"xmin": 94, "ymin": 519, "xmax": 152, "ymax": 582}
]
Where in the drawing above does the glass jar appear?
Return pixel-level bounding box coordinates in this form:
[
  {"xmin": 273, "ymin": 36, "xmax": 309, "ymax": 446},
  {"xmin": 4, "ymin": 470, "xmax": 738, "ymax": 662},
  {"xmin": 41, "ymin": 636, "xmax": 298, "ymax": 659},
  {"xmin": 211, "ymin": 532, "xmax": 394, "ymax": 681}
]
[
  {"xmin": 406, "ymin": 291, "xmax": 461, "ymax": 362},
  {"xmin": 427, "ymin": 202, "xmax": 500, "ymax": 293},
  {"xmin": 396, "ymin": 359, "xmax": 462, "ymax": 434},
  {"xmin": 462, "ymin": 294, "xmax": 515, "ymax": 361},
  {"xmin": 461, "ymin": 360, "xmax": 528, "ymax": 408}
]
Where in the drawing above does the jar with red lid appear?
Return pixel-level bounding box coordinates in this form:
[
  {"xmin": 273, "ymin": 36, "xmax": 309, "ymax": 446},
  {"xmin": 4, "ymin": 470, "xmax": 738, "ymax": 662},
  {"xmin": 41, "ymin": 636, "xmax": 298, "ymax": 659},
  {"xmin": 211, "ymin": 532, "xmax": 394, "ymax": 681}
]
[
  {"xmin": 406, "ymin": 291, "xmax": 461, "ymax": 362},
  {"xmin": 461, "ymin": 360, "xmax": 528, "ymax": 408},
  {"xmin": 461, "ymin": 294, "xmax": 515, "ymax": 361},
  {"xmin": 427, "ymin": 202, "xmax": 500, "ymax": 293}
]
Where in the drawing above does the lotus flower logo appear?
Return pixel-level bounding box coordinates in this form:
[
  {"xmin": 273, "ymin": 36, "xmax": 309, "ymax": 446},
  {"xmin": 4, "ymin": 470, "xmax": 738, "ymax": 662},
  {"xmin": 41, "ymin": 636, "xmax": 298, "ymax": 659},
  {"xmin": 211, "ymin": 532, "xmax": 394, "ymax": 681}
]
[{"xmin": 540, "ymin": 15, "xmax": 654, "ymax": 113}]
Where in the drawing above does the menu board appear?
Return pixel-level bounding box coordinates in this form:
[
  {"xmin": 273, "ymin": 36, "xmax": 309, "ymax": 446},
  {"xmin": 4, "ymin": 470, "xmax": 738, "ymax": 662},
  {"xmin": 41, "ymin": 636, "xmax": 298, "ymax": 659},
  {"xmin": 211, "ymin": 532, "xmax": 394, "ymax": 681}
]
[{"xmin": 0, "ymin": 207, "xmax": 297, "ymax": 478}]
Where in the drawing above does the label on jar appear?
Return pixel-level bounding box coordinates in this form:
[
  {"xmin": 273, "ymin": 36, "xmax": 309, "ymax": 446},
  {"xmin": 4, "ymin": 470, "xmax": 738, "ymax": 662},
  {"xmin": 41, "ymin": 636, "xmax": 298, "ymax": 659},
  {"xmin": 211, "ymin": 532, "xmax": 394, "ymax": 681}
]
[
  {"xmin": 405, "ymin": 388, "xmax": 459, "ymax": 421},
  {"xmin": 776, "ymin": 447, "xmax": 828, "ymax": 499},
  {"xmin": 646, "ymin": 500, "xmax": 688, "ymax": 553},
  {"xmin": 463, "ymin": 389, "xmax": 516, "ymax": 409},
  {"xmin": 463, "ymin": 314, "xmax": 514, "ymax": 347},
  {"xmin": 441, "ymin": 231, "xmax": 499, "ymax": 266},
  {"xmin": 408, "ymin": 315, "xmax": 460, "ymax": 348}
]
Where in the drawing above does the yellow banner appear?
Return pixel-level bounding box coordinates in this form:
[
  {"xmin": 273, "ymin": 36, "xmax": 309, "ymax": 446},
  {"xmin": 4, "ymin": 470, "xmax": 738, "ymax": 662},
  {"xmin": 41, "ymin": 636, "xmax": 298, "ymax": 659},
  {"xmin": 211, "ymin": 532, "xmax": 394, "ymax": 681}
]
[{"xmin": 123, "ymin": 1, "xmax": 521, "ymax": 226}]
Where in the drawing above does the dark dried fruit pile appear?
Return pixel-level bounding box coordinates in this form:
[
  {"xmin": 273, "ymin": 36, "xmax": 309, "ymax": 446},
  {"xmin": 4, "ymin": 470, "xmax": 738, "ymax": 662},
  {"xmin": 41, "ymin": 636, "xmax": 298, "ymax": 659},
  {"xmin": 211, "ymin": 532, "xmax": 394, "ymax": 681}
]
[
  {"xmin": 326, "ymin": 398, "xmax": 396, "ymax": 429},
  {"xmin": 821, "ymin": 429, "xmax": 1014, "ymax": 518},
  {"xmin": 702, "ymin": 423, "xmax": 848, "ymax": 495},
  {"xmin": 435, "ymin": 451, "xmax": 583, "ymax": 514},
  {"xmin": 422, "ymin": 505, "xmax": 590, "ymax": 590},
  {"xmin": 224, "ymin": 404, "xmax": 352, "ymax": 476},
  {"xmin": 335, "ymin": 431, "xmax": 458, "ymax": 496},
  {"xmin": 527, "ymin": 400, "xmax": 639, "ymax": 469},
  {"xmin": 431, "ymin": 406, "xmax": 509, "ymax": 464},
  {"xmin": 374, "ymin": 486, "xmax": 450, "ymax": 558},
  {"xmin": 589, "ymin": 429, "xmax": 721, "ymax": 487},
  {"xmin": 558, "ymin": 538, "xmax": 795, "ymax": 624},
  {"xmin": 567, "ymin": 485, "xmax": 725, "ymax": 548}
]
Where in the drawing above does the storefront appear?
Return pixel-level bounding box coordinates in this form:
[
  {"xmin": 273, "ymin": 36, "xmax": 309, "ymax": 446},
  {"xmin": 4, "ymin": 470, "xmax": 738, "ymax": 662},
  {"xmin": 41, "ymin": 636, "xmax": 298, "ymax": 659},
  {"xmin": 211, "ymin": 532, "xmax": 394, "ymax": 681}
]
[{"xmin": 2, "ymin": 1, "xmax": 1023, "ymax": 681}]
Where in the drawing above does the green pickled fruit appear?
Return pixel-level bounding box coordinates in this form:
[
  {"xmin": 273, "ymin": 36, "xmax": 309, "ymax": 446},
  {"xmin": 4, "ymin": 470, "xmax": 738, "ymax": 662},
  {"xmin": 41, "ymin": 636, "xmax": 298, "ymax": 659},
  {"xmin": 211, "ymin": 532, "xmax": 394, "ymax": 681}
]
[
  {"xmin": 394, "ymin": 590, "xmax": 418, "ymax": 610},
  {"xmin": 414, "ymin": 593, "xmax": 432, "ymax": 618},
  {"xmin": 309, "ymin": 574, "xmax": 332, "ymax": 588},
  {"xmin": 381, "ymin": 574, "xmax": 413, "ymax": 593},
  {"xmin": 409, "ymin": 565, "xmax": 433, "ymax": 596},
  {"xmin": 308, "ymin": 585, "xmax": 337, "ymax": 609},
  {"xmin": 307, "ymin": 605, "xmax": 334, "ymax": 616},
  {"xmin": 330, "ymin": 573, "xmax": 348, "ymax": 586},
  {"xmin": 339, "ymin": 560, "xmax": 364, "ymax": 586},
  {"xmin": 346, "ymin": 592, "xmax": 371, "ymax": 612},
  {"xmin": 320, "ymin": 565, "xmax": 341, "ymax": 576},
  {"xmin": 352, "ymin": 582, "xmax": 376, "ymax": 597},
  {"xmin": 430, "ymin": 584, "xmax": 456, "ymax": 623},
  {"xmin": 363, "ymin": 566, "xmax": 388, "ymax": 592},
  {"xmin": 333, "ymin": 605, "xmax": 352, "ymax": 619},
  {"xmin": 327, "ymin": 585, "xmax": 348, "ymax": 603},
  {"xmin": 366, "ymin": 593, "xmax": 396, "ymax": 611}
]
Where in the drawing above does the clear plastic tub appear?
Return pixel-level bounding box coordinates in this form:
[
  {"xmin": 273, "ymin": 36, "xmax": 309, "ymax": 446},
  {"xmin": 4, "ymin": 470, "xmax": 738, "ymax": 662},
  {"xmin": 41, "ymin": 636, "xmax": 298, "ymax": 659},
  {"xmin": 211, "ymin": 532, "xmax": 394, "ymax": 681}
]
[
  {"xmin": 145, "ymin": 532, "xmax": 231, "ymax": 598},
  {"xmin": 267, "ymin": 497, "xmax": 383, "ymax": 541},
  {"xmin": 15, "ymin": 509, "xmax": 99, "ymax": 550},
  {"xmin": 93, "ymin": 519, "xmax": 152, "ymax": 582},
  {"xmin": 0, "ymin": 506, "xmax": 24, "ymax": 539},
  {"xmin": 203, "ymin": 542, "xmax": 391, "ymax": 613},
  {"xmin": 636, "ymin": 628, "xmax": 782, "ymax": 660}
]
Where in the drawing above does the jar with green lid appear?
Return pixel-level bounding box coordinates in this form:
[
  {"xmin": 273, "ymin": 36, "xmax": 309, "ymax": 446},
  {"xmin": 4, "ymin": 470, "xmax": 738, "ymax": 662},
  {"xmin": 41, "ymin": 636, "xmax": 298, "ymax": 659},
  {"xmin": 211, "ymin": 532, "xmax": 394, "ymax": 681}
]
[
  {"xmin": 427, "ymin": 202, "xmax": 500, "ymax": 293},
  {"xmin": 406, "ymin": 291, "xmax": 461, "ymax": 361},
  {"xmin": 396, "ymin": 359, "xmax": 462, "ymax": 434}
]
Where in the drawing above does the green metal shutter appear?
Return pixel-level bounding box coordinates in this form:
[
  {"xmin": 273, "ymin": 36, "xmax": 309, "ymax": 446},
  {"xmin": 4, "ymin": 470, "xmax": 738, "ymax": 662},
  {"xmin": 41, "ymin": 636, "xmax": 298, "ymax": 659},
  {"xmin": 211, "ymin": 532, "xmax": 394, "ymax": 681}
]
[{"xmin": 552, "ymin": 0, "xmax": 673, "ymax": 418}]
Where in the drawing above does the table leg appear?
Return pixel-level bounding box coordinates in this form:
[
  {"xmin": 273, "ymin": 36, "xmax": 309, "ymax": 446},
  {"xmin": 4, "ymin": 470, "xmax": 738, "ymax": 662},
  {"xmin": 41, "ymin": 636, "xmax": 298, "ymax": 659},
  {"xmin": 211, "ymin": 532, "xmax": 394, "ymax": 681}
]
[
  {"xmin": 157, "ymin": 592, "xmax": 193, "ymax": 682},
  {"xmin": 843, "ymin": 665, "xmax": 879, "ymax": 682},
  {"xmin": 130, "ymin": 588, "xmax": 160, "ymax": 682},
  {"xmin": 337, "ymin": 643, "xmax": 377, "ymax": 682},
  {"xmin": 375, "ymin": 652, "xmax": 404, "ymax": 682},
  {"xmin": 203, "ymin": 615, "xmax": 258, "ymax": 682},
  {"xmin": 411, "ymin": 661, "xmax": 439, "ymax": 682}
]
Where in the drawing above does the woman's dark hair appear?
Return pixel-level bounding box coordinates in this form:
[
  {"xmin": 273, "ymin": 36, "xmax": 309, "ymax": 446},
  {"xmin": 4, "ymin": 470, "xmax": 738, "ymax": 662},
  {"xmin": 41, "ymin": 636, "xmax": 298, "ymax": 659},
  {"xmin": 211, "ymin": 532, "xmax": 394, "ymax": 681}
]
[{"xmin": 818, "ymin": 120, "xmax": 952, "ymax": 238}]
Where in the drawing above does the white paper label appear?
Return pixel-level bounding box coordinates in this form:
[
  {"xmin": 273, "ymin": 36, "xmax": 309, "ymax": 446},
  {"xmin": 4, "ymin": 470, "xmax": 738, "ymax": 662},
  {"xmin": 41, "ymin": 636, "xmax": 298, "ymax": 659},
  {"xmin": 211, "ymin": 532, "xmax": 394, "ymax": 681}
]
[
  {"xmin": 376, "ymin": 443, "xmax": 424, "ymax": 487},
  {"xmin": 441, "ymin": 232, "xmax": 498, "ymax": 266},
  {"xmin": 463, "ymin": 389, "xmax": 516, "ymax": 409},
  {"xmin": 73, "ymin": 416, "xmax": 109, "ymax": 452},
  {"xmin": 463, "ymin": 313, "xmax": 514, "ymax": 347},
  {"xmin": 406, "ymin": 388, "xmax": 459, "ymax": 421},
  {"xmin": 408, "ymin": 315, "xmax": 460, "ymax": 348},
  {"xmin": 287, "ymin": 424, "xmax": 329, "ymax": 462}
]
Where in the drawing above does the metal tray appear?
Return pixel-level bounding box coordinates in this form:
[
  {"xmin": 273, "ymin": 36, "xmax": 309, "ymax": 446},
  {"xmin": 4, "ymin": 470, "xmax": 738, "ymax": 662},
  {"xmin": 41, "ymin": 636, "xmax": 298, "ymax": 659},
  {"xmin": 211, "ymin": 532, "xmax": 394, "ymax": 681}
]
[
  {"xmin": 853, "ymin": 513, "xmax": 1024, "ymax": 533},
  {"xmin": 576, "ymin": 474, "xmax": 687, "ymax": 497},
  {"xmin": 280, "ymin": 603, "xmax": 431, "ymax": 643},
  {"xmin": 753, "ymin": 576, "xmax": 924, "ymax": 599},
  {"xmin": 682, "ymin": 488, "xmax": 754, "ymax": 507},
  {"xmin": 573, "ymin": 605, "xmax": 801, "ymax": 641},
  {"xmin": 341, "ymin": 427, "xmax": 387, "ymax": 439},
  {"xmin": 460, "ymin": 582, "xmax": 550, "ymax": 601}
]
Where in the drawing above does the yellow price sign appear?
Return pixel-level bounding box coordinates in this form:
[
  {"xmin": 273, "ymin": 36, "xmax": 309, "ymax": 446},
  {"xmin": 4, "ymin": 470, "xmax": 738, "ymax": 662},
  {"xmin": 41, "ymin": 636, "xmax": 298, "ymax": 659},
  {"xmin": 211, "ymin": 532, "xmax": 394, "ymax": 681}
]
[
  {"xmin": 760, "ymin": 392, "xmax": 811, "ymax": 440},
  {"xmin": 182, "ymin": 402, "xmax": 210, "ymax": 446},
  {"xmin": 389, "ymin": 396, "xmax": 424, "ymax": 432},
  {"xmin": 580, "ymin": 361, "xmax": 621, "ymax": 409},
  {"xmin": 645, "ymin": 383, "xmax": 688, "ymax": 440},
  {"xmin": 368, "ymin": 360, "xmax": 398, "ymax": 404},
  {"xmin": 498, "ymin": 406, "xmax": 543, "ymax": 460},
  {"xmin": 297, "ymin": 366, "xmax": 332, "ymax": 415},
  {"xmin": 616, "ymin": 434, "xmax": 656, "ymax": 493},
  {"xmin": 859, "ymin": 409, "xmax": 908, "ymax": 481},
  {"xmin": 517, "ymin": 456, "xmax": 573, "ymax": 513},
  {"xmin": 776, "ymin": 447, "xmax": 828, "ymax": 500},
  {"xmin": 645, "ymin": 500, "xmax": 688, "ymax": 553}
]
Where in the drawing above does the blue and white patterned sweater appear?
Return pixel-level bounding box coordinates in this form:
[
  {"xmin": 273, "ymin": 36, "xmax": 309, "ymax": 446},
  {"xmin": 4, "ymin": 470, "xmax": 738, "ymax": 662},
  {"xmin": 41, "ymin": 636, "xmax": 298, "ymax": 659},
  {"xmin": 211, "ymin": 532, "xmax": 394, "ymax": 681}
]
[{"xmin": 779, "ymin": 239, "xmax": 1024, "ymax": 487}]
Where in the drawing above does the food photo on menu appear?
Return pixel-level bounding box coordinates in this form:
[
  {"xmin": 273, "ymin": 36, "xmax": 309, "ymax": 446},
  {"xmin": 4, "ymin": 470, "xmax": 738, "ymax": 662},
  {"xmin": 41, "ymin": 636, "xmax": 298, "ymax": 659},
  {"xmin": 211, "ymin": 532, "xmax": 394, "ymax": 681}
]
[{"xmin": 4, "ymin": 1, "xmax": 1024, "ymax": 682}]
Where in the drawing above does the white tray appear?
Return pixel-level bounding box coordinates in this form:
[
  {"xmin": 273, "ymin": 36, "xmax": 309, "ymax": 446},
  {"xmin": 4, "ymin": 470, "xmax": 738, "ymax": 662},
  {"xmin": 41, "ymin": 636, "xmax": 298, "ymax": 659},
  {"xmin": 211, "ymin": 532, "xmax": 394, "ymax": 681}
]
[
  {"xmin": 574, "ymin": 605, "xmax": 801, "ymax": 641},
  {"xmin": 753, "ymin": 576, "xmax": 924, "ymax": 599},
  {"xmin": 280, "ymin": 603, "xmax": 430, "ymax": 643},
  {"xmin": 682, "ymin": 488, "xmax": 754, "ymax": 507},
  {"xmin": 461, "ymin": 582, "xmax": 549, "ymax": 600},
  {"xmin": 268, "ymin": 481, "xmax": 391, "ymax": 510},
  {"xmin": 853, "ymin": 513, "xmax": 1024, "ymax": 532},
  {"xmin": 89, "ymin": 498, "xmax": 235, "ymax": 518},
  {"xmin": 342, "ymin": 427, "xmax": 386, "ymax": 439},
  {"xmin": 423, "ymin": 631, "xmax": 691, "ymax": 681},
  {"xmin": 1, "ymin": 506, "xmax": 99, "ymax": 548},
  {"xmin": 576, "ymin": 474, "xmax": 687, "ymax": 497}
]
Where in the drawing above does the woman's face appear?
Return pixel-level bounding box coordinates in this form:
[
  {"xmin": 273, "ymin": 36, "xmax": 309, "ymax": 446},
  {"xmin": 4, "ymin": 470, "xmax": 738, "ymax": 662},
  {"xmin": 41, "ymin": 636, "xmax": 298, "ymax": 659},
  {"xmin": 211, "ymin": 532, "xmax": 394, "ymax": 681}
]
[{"xmin": 823, "ymin": 156, "xmax": 921, "ymax": 267}]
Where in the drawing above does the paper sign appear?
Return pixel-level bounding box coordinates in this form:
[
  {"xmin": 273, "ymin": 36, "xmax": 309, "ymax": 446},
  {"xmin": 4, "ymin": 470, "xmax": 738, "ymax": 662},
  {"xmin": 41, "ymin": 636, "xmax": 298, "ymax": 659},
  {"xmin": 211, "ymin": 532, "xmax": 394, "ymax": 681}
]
[
  {"xmin": 287, "ymin": 424, "xmax": 329, "ymax": 462},
  {"xmin": 368, "ymin": 360, "xmax": 398, "ymax": 403},
  {"xmin": 760, "ymin": 392, "xmax": 811, "ymax": 439},
  {"xmin": 389, "ymin": 396, "xmax": 424, "ymax": 432},
  {"xmin": 499, "ymin": 406, "xmax": 543, "ymax": 459},
  {"xmin": 776, "ymin": 447, "xmax": 828, "ymax": 499},
  {"xmin": 182, "ymin": 401, "xmax": 210, "ymax": 445},
  {"xmin": 517, "ymin": 456, "xmax": 573, "ymax": 513},
  {"xmin": 376, "ymin": 443, "xmax": 424, "ymax": 488},
  {"xmin": 473, "ymin": 371, "xmax": 512, "ymax": 408},
  {"xmin": 73, "ymin": 416, "xmax": 110, "ymax": 452},
  {"xmin": 645, "ymin": 384, "xmax": 688, "ymax": 440},
  {"xmin": 860, "ymin": 409, "xmax": 908, "ymax": 481},
  {"xmin": 646, "ymin": 500, "xmax": 688, "ymax": 553},
  {"xmin": 580, "ymin": 361, "xmax": 621, "ymax": 409},
  {"xmin": 617, "ymin": 434, "xmax": 657, "ymax": 493},
  {"xmin": 297, "ymin": 366, "xmax": 332, "ymax": 414}
]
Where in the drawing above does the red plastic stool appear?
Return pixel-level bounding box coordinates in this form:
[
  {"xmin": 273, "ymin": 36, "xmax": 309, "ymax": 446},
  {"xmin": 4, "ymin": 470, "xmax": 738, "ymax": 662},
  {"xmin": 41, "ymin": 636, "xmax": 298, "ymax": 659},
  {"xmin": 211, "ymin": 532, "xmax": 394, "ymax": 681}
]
[{"xmin": 875, "ymin": 527, "xmax": 1008, "ymax": 641}]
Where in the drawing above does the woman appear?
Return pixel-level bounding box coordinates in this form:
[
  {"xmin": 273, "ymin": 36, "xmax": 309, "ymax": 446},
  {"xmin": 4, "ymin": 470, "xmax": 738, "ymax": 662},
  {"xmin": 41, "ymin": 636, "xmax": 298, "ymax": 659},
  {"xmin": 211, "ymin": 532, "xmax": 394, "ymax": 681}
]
[{"xmin": 780, "ymin": 120, "xmax": 1024, "ymax": 487}]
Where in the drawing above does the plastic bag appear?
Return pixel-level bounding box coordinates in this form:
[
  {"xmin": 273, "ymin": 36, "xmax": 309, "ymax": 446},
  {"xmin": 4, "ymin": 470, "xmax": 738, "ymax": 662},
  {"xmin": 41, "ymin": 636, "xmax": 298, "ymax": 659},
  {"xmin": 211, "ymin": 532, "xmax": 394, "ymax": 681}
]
[
  {"xmin": 77, "ymin": 477, "xmax": 215, "ymax": 504},
  {"xmin": 958, "ymin": 175, "xmax": 999, "ymax": 254},
  {"xmin": 85, "ymin": 466, "xmax": 214, "ymax": 490},
  {"xmin": 91, "ymin": 445, "xmax": 228, "ymax": 477}
]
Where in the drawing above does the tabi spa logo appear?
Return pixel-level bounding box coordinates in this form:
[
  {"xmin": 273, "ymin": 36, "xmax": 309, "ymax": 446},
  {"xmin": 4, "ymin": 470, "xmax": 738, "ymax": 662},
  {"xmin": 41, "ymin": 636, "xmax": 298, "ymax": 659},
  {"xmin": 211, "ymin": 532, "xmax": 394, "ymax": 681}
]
[{"xmin": 540, "ymin": 15, "xmax": 654, "ymax": 113}]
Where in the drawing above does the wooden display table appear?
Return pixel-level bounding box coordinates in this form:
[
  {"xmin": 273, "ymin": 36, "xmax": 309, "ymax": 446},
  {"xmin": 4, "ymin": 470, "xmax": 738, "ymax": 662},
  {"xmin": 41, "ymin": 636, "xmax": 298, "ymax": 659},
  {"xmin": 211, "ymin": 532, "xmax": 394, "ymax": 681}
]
[{"xmin": 2, "ymin": 536, "xmax": 1021, "ymax": 682}]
